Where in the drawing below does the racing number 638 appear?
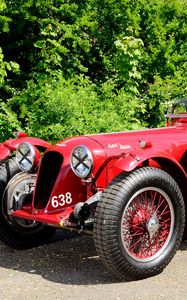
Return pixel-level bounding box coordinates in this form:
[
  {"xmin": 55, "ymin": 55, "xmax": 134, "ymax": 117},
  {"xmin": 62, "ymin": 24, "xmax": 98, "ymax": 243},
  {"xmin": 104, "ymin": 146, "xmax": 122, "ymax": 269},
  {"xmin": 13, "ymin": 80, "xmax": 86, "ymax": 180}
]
[{"xmin": 51, "ymin": 193, "xmax": 72, "ymax": 208}]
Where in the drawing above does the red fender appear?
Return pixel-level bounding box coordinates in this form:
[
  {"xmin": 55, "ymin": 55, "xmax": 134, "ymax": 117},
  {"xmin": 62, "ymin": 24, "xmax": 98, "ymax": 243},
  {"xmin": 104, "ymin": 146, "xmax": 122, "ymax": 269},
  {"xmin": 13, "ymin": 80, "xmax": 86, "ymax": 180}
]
[
  {"xmin": 0, "ymin": 144, "xmax": 10, "ymax": 160},
  {"xmin": 108, "ymin": 150, "xmax": 187, "ymax": 183},
  {"xmin": 0, "ymin": 134, "xmax": 51, "ymax": 160}
]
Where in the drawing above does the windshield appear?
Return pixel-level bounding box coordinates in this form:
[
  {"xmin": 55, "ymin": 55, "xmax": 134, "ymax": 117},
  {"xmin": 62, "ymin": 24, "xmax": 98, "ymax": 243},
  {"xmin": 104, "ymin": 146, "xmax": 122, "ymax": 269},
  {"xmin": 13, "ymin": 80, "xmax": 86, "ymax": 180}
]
[{"xmin": 165, "ymin": 98, "xmax": 187, "ymax": 118}]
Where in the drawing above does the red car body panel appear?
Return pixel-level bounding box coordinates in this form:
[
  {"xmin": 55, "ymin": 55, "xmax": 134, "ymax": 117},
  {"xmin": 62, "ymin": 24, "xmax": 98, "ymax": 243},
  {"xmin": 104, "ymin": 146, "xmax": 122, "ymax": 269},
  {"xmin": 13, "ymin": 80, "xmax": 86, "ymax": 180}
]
[
  {"xmin": 12, "ymin": 119, "xmax": 187, "ymax": 229},
  {"xmin": 1, "ymin": 136, "xmax": 51, "ymax": 158},
  {"xmin": 33, "ymin": 136, "xmax": 106, "ymax": 210},
  {"xmin": 0, "ymin": 144, "xmax": 10, "ymax": 160}
]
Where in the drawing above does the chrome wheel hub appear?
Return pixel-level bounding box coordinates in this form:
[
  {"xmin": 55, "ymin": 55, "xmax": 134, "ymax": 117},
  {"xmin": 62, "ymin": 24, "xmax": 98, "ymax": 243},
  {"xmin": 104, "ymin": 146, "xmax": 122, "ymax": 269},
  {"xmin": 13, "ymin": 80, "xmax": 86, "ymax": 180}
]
[{"xmin": 146, "ymin": 214, "xmax": 159, "ymax": 240}]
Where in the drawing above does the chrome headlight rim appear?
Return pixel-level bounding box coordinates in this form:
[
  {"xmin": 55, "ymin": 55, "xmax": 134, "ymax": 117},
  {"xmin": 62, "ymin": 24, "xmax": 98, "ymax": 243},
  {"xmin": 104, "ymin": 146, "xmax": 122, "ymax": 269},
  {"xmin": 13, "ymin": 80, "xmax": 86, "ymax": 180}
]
[
  {"xmin": 70, "ymin": 145, "xmax": 93, "ymax": 178},
  {"xmin": 16, "ymin": 142, "xmax": 36, "ymax": 172}
]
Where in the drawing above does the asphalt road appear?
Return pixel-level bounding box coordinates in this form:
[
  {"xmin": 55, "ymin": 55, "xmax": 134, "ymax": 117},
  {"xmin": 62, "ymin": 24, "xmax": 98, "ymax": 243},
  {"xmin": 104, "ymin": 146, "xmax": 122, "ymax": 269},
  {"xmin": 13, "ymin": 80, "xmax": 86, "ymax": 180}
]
[{"xmin": 0, "ymin": 231, "xmax": 186, "ymax": 300}]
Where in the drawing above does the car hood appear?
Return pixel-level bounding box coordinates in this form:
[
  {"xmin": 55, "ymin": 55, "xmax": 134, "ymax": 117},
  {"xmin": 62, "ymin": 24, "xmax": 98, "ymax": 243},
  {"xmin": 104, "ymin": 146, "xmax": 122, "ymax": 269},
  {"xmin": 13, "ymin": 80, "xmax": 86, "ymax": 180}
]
[{"xmin": 85, "ymin": 125, "xmax": 187, "ymax": 157}]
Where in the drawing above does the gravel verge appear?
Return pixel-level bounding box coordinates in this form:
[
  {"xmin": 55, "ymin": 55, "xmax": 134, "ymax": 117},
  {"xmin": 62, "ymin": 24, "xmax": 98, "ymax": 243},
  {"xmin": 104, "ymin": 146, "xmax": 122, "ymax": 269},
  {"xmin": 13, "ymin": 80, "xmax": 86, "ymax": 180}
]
[{"xmin": 0, "ymin": 230, "xmax": 186, "ymax": 300}]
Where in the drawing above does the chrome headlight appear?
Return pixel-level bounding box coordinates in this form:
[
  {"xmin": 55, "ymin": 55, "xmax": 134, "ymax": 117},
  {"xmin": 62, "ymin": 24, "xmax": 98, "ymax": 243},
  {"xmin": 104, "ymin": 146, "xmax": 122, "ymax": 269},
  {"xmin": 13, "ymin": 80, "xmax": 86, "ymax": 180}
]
[
  {"xmin": 16, "ymin": 142, "xmax": 35, "ymax": 172},
  {"xmin": 70, "ymin": 145, "xmax": 93, "ymax": 178}
]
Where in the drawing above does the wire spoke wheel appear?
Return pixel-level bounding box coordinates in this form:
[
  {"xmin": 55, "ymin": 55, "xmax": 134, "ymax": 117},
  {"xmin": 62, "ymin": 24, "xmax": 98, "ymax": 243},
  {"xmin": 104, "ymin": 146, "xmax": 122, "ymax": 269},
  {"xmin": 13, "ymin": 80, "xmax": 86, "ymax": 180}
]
[
  {"xmin": 121, "ymin": 187, "xmax": 174, "ymax": 262},
  {"xmin": 94, "ymin": 167, "xmax": 185, "ymax": 281},
  {"xmin": 0, "ymin": 158, "xmax": 56, "ymax": 249}
]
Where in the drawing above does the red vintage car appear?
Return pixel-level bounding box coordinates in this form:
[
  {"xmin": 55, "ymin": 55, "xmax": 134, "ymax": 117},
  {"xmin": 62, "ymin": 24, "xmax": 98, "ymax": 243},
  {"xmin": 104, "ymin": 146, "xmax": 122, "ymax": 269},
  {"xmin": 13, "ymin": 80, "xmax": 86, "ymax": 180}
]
[
  {"xmin": 0, "ymin": 132, "xmax": 55, "ymax": 248},
  {"xmin": 1, "ymin": 100, "xmax": 187, "ymax": 281}
]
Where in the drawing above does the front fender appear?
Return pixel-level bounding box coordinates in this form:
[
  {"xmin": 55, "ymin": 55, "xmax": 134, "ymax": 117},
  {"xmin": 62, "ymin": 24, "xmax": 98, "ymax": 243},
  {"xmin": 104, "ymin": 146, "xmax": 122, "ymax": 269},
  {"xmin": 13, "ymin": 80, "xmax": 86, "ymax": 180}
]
[
  {"xmin": 109, "ymin": 150, "xmax": 187, "ymax": 182},
  {"xmin": 2, "ymin": 137, "xmax": 51, "ymax": 153},
  {"xmin": 0, "ymin": 144, "xmax": 10, "ymax": 160}
]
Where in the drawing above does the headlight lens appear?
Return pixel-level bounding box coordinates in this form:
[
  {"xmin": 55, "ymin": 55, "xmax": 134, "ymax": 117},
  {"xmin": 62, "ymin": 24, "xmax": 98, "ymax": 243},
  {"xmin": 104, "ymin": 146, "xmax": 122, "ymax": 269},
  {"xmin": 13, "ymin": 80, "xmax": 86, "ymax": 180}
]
[
  {"xmin": 71, "ymin": 145, "xmax": 93, "ymax": 178},
  {"xmin": 16, "ymin": 142, "xmax": 36, "ymax": 172}
]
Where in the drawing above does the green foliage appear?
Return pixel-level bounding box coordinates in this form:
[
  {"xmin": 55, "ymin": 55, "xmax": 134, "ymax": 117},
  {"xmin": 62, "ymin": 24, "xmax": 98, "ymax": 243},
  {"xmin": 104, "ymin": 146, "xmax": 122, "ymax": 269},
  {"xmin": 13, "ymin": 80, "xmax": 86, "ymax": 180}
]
[
  {"xmin": 114, "ymin": 36, "xmax": 143, "ymax": 93},
  {"xmin": 139, "ymin": 0, "xmax": 187, "ymax": 81},
  {"xmin": 0, "ymin": 48, "xmax": 19, "ymax": 86},
  {"xmin": 9, "ymin": 75, "xmax": 144, "ymax": 143},
  {"xmin": 0, "ymin": 0, "xmax": 187, "ymax": 142},
  {"xmin": 0, "ymin": 101, "xmax": 22, "ymax": 141},
  {"xmin": 0, "ymin": 0, "xmax": 11, "ymax": 33},
  {"xmin": 142, "ymin": 67, "xmax": 187, "ymax": 127}
]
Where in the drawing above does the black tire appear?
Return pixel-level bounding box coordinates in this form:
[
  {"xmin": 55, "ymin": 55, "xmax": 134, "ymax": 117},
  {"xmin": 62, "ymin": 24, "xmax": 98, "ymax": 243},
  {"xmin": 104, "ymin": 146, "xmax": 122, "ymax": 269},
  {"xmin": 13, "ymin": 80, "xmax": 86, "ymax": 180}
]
[
  {"xmin": 0, "ymin": 157, "xmax": 56, "ymax": 249},
  {"xmin": 93, "ymin": 167, "xmax": 185, "ymax": 281}
]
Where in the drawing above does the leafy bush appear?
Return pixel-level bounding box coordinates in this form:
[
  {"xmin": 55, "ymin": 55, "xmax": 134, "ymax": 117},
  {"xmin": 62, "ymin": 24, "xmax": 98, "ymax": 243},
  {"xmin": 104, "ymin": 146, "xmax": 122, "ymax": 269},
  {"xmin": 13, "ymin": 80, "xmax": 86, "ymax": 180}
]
[
  {"xmin": 9, "ymin": 75, "xmax": 145, "ymax": 143},
  {"xmin": 0, "ymin": 101, "xmax": 21, "ymax": 141},
  {"xmin": 0, "ymin": 0, "xmax": 187, "ymax": 142}
]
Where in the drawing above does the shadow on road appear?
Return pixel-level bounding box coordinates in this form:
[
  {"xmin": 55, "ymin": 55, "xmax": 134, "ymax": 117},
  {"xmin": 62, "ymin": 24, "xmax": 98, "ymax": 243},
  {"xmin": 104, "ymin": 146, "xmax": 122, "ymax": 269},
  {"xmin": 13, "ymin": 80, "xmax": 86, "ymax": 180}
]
[
  {"xmin": 0, "ymin": 230, "xmax": 118, "ymax": 285},
  {"xmin": 180, "ymin": 239, "xmax": 187, "ymax": 251},
  {"xmin": 0, "ymin": 231, "xmax": 186, "ymax": 285}
]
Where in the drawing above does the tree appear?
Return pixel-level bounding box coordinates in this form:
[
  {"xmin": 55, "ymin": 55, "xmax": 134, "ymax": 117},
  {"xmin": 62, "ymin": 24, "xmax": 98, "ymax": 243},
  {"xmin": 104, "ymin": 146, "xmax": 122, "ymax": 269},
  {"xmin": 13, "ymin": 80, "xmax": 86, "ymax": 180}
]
[{"xmin": 0, "ymin": 0, "xmax": 186, "ymax": 141}]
